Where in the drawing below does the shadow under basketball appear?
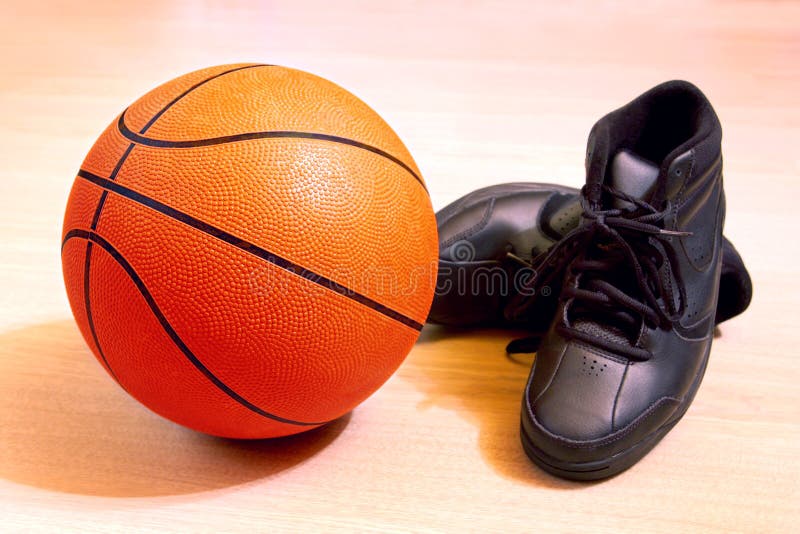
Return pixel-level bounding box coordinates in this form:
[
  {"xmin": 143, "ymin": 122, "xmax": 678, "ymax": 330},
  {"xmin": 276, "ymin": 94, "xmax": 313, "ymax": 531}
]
[
  {"xmin": 409, "ymin": 325, "xmax": 585, "ymax": 489},
  {"xmin": 0, "ymin": 320, "xmax": 349, "ymax": 498}
]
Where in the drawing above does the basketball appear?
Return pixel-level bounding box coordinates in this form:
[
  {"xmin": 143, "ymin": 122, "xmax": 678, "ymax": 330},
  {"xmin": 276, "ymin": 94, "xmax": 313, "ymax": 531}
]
[{"xmin": 60, "ymin": 64, "xmax": 437, "ymax": 439}]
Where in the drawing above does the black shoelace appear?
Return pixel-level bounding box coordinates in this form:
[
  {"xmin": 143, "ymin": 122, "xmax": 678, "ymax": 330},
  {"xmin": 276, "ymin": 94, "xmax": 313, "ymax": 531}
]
[{"xmin": 505, "ymin": 185, "xmax": 691, "ymax": 360}]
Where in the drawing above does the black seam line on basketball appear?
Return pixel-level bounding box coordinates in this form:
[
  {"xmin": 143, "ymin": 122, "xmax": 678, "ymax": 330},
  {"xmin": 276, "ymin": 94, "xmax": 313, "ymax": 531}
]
[
  {"xmin": 90, "ymin": 143, "xmax": 136, "ymax": 229},
  {"xmin": 76, "ymin": 66, "xmax": 281, "ymax": 422},
  {"xmin": 62, "ymin": 228, "xmax": 328, "ymax": 427},
  {"xmin": 91, "ymin": 66, "xmax": 267, "ymax": 227},
  {"xmin": 116, "ymin": 110, "xmax": 427, "ymax": 191},
  {"xmin": 74, "ymin": 66, "xmax": 275, "ymax": 420},
  {"xmin": 83, "ymin": 122, "xmax": 138, "ymax": 394},
  {"xmin": 140, "ymin": 64, "xmax": 270, "ymax": 134},
  {"xmin": 89, "ymin": 66, "xmax": 268, "ymax": 229},
  {"xmin": 80, "ymin": 238, "xmax": 121, "ymax": 385},
  {"xmin": 76, "ymin": 169, "xmax": 425, "ymax": 332}
]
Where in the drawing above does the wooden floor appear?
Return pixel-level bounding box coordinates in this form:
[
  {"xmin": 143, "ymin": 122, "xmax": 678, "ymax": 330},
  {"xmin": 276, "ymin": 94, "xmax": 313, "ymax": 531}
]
[{"xmin": 1, "ymin": 1, "xmax": 798, "ymax": 531}]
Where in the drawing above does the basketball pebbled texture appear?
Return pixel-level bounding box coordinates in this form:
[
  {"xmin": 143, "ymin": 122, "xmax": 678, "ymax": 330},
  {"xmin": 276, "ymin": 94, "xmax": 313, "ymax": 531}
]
[{"xmin": 61, "ymin": 64, "xmax": 438, "ymax": 438}]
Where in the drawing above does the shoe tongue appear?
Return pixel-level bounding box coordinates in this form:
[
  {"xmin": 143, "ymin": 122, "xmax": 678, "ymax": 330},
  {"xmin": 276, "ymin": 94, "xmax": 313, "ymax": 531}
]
[
  {"xmin": 573, "ymin": 149, "xmax": 661, "ymax": 352},
  {"xmin": 609, "ymin": 149, "xmax": 659, "ymax": 209}
]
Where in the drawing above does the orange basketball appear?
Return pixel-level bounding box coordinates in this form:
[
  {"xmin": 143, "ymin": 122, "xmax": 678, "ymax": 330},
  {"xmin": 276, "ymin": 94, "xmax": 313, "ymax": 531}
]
[{"xmin": 60, "ymin": 64, "xmax": 437, "ymax": 438}]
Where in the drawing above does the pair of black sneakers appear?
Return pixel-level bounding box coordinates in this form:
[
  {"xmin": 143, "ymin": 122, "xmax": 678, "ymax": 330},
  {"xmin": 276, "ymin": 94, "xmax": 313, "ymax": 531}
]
[{"xmin": 428, "ymin": 81, "xmax": 752, "ymax": 480}]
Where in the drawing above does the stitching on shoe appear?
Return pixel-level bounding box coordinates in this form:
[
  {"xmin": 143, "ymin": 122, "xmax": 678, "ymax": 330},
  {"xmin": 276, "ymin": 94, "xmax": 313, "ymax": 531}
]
[
  {"xmin": 672, "ymin": 323, "xmax": 712, "ymax": 342},
  {"xmin": 523, "ymin": 359, "xmax": 539, "ymax": 420},
  {"xmin": 611, "ymin": 363, "xmax": 630, "ymax": 431},
  {"xmin": 680, "ymin": 163, "xmax": 719, "ymax": 212},
  {"xmin": 530, "ymin": 395, "xmax": 681, "ymax": 449},
  {"xmin": 677, "ymin": 149, "xmax": 696, "ymax": 205},
  {"xmin": 680, "ymin": 179, "xmax": 724, "ymax": 274},
  {"xmin": 634, "ymin": 318, "xmax": 647, "ymax": 348},
  {"xmin": 531, "ymin": 342, "xmax": 568, "ymax": 405},
  {"xmin": 676, "ymin": 155, "xmax": 724, "ymax": 213},
  {"xmin": 441, "ymin": 197, "xmax": 496, "ymax": 249}
]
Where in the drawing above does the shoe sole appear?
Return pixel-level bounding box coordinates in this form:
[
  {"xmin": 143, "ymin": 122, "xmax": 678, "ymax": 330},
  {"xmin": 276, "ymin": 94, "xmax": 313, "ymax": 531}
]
[{"xmin": 520, "ymin": 343, "xmax": 712, "ymax": 481}]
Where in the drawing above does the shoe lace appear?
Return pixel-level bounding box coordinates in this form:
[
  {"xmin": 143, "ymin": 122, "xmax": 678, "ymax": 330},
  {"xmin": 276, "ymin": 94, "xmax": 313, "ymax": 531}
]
[{"xmin": 505, "ymin": 185, "xmax": 692, "ymax": 360}]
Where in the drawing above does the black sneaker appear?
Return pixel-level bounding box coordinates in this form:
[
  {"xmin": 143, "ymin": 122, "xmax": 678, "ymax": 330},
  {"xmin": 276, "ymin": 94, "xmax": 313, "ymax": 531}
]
[
  {"xmin": 430, "ymin": 182, "xmax": 751, "ymax": 337},
  {"xmin": 513, "ymin": 81, "xmax": 736, "ymax": 480}
]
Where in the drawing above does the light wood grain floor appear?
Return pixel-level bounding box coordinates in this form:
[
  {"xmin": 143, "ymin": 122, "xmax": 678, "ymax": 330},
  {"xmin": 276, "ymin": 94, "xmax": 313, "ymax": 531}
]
[{"xmin": 1, "ymin": 1, "xmax": 798, "ymax": 532}]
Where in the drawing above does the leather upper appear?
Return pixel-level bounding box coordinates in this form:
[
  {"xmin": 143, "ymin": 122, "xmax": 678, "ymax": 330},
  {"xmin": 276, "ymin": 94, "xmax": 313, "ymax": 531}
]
[
  {"xmin": 430, "ymin": 183, "xmax": 580, "ymax": 326},
  {"xmin": 523, "ymin": 81, "xmax": 728, "ymax": 466},
  {"xmin": 428, "ymin": 180, "xmax": 748, "ymax": 329}
]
